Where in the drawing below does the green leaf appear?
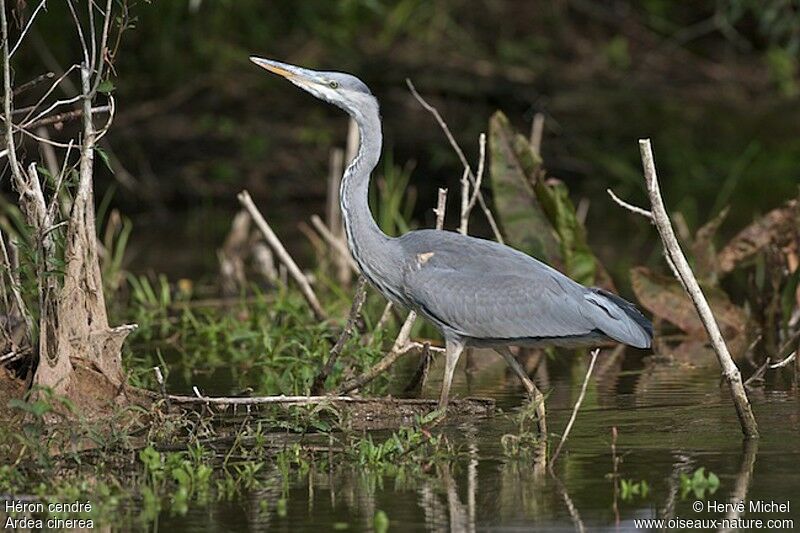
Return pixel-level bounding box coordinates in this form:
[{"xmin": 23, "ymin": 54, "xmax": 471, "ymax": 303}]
[
  {"xmin": 95, "ymin": 147, "xmax": 114, "ymax": 174},
  {"xmin": 489, "ymin": 111, "xmax": 561, "ymax": 265},
  {"xmin": 97, "ymin": 79, "xmax": 115, "ymax": 94},
  {"xmin": 489, "ymin": 111, "xmax": 608, "ymax": 286},
  {"xmin": 374, "ymin": 510, "xmax": 389, "ymax": 533}
]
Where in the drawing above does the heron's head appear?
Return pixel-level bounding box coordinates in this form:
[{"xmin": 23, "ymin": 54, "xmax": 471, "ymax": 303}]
[{"xmin": 250, "ymin": 57, "xmax": 375, "ymax": 116}]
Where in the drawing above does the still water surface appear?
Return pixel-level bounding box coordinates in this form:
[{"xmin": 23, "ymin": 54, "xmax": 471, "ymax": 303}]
[{"xmin": 149, "ymin": 349, "xmax": 799, "ymax": 532}]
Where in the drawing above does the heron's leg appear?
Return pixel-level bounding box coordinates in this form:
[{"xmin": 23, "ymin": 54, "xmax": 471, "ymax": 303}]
[
  {"xmin": 438, "ymin": 338, "xmax": 465, "ymax": 411},
  {"xmin": 495, "ymin": 346, "xmax": 547, "ymax": 436}
]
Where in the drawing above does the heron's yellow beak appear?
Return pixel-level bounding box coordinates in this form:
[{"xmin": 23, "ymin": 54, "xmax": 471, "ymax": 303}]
[
  {"xmin": 250, "ymin": 57, "xmax": 293, "ymax": 78},
  {"xmin": 249, "ymin": 57, "xmax": 321, "ymax": 86}
]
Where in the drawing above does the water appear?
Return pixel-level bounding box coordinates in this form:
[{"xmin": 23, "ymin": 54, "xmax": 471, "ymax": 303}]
[{"xmin": 148, "ymin": 349, "xmax": 800, "ymax": 531}]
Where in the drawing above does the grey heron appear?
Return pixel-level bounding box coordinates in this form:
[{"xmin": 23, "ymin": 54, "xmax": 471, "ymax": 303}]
[{"xmin": 250, "ymin": 57, "xmax": 652, "ymax": 410}]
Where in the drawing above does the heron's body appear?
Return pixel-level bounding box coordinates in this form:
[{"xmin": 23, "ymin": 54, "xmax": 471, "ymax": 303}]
[{"xmin": 251, "ymin": 57, "xmax": 652, "ymax": 409}]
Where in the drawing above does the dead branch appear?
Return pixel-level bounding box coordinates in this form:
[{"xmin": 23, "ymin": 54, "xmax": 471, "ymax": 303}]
[
  {"xmin": 403, "ymin": 341, "xmax": 433, "ymax": 393},
  {"xmin": 21, "ymin": 105, "xmax": 111, "ymax": 130},
  {"xmin": 326, "ymin": 146, "xmax": 350, "ymax": 286},
  {"xmin": 769, "ymin": 352, "xmax": 795, "ymax": 369},
  {"xmin": 406, "ymin": 79, "xmax": 504, "ymax": 243},
  {"xmin": 459, "ymin": 133, "xmax": 487, "ymax": 235},
  {"xmin": 337, "ymin": 308, "xmax": 418, "ymax": 394},
  {"xmin": 637, "ymin": 139, "xmax": 758, "ymax": 438},
  {"xmin": 310, "ymin": 214, "xmax": 359, "ymax": 275},
  {"xmin": 311, "ymin": 277, "xmax": 368, "ymax": 394},
  {"xmin": 433, "ymin": 187, "xmax": 448, "ymax": 230},
  {"xmin": 530, "ymin": 112, "xmax": 545, "ymax": 156},
  {"xmin": 551, "ymin": 349, "xmax": 599, "ymax": 465},
  {"xmin": 238, "ymin": 190, "xmax": 327, "ymax": 321},
  {"xmin": 606, "ymin": 188, "xmax": 654, "ymax": 221},
  {"xmin": 12, "ymin": 72, "xmax": 54, "ymax": 97}
]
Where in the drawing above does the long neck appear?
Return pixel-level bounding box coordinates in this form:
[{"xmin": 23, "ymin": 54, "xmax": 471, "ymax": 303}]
[{"xmin": 340, "ymin": 97, "xmax": 404, "ymax": 301}]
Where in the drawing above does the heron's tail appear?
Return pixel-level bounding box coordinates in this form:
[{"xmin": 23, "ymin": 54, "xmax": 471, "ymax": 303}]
[{"xmin": 583, "ymin": 288, "xmax": 653, "ymax": 349}]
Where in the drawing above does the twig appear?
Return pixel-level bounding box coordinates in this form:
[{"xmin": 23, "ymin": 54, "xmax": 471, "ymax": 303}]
[
  {"xmin": 403, "ymin": 341, "xmax": 433, "ymax": 393},
  {"xmin": 551, "ymin": 349, "xmax": 599, "ymax": 465},
  {"xmin": 238, "ymin": 190, "xmax": 327, "ymax": 321},
  {"xmin": 310, "ymin": 214, "xmax": 359, "ymax": 274},
  {"xmin": 530, "ymin": 112, "xmax": 545, "ymax": 156},
  {"xmin": 337, "ymin": 310, "xmax": 417, "ymax": 394},
  {"xmin": 744, "ymin": 358, "xmax": 769, "ymax": 388},
  {"xmin": 638, "ymin": 139, "xmax": 758, "ymax": 438},
  {"xmin": 12, "ymin": 72, "xmax": 54, "ymax": 97},
  {"xmin": 459, "ymin": 133, "xmax": 486, "ymax": 235},
  {"xmin": 9, "ymin": 0, "xmax": 47, "ymax": 58},
  {"xmin": 311, "ymin": 277, "xmax": 368, "ymax": 394},
  {"xmin": 459, "ymin": 168, "xmax": 469, "ymax": 235},
  {"xmin": 152, "ymin": 366, "xmax": 169, "ymax": 407},
  {"xmin": 770, "ymin": 352, "xmax": 795, "ymax": 369},
  {"xmin": 433, "ymin": 187, "xmax": 448, "ymax": 230},
  {"xmin": 363, "ymin": 301, "xmax": 394, "ymax": 346},
  {"xmin": 21, "ymin": 105, "xmax": 110, "ymax": 130},
  {"xmin": 373, "ymin": 302, "xmax": 394, "ymax": 333},
  {"xmin": 172, "ymin": 393, "xmax": 358, "ymax": 406},
  {"xmin": 406, "ymin": 79, "xmax": 504, "ymax": 243},
  {"xmin": 326, "ymin": 146, "xmax": 350, "ymax": 286},
  {"xmin": 606, "ymin": 188, "xmax": 653, "ymax": 221}
]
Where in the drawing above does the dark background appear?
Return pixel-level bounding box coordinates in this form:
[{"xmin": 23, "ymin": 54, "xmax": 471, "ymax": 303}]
[{"xmin": 6, "ymin": 0, "xmax": 800, "ymax": 284}]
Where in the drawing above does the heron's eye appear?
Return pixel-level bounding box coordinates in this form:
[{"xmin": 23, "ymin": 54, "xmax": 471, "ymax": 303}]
[{"xmin": 328, "ymin": 80, "xmax": 339, "ymax": 89}]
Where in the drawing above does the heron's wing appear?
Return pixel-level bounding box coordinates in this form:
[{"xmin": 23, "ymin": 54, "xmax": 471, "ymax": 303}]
[{"xmin": 398, "ymin": 230, "xmax": 597, "ymax": 341}]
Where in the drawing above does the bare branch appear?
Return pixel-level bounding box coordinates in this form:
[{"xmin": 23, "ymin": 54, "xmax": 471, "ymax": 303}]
[
  {"xmin": 461, "ymin": 133, "xmax": 486, "ymax": 234},
  {"xmin": 770, "ymin": 352, "xmax": 796, "ymax": 369},
  {"xmin": 638, "ymin": 138, "xmax": 758, "ymax": 438},
  {"xmin": 434, "ymin": 187, "xmax": 447, "ymax": 230},
  {"xmin": 12, "ymin": 72, "xmax": 54, "ymax": 97},
  {"xmin": 551, "ymin": 349, "xmax": 599, "ymax": 465},
  {"xmin": 66, "ymin": 0, "xmax": 90, "ymax": 67},
  {"xmin": 311, "ymin": 277, "xmax": 368, "ymax": 394},
  {"xmin": 530, "ymin": 112, "xmax": 545, "ymax": 156},
  {"xmin": 90, "ymin": 0, "xmax": 114, "ymax": 95},
  {"xmin": 606, "ymin": 188, "xmax": 653, "ymax": 220},
  {"xmin": 337, "ymin": 310, "xmax": 418, "ymax": 394},
  {"xmin": 9, "ymin": 0, "xmax": 48, "ymax": 58},
  {"xmin": 2, "ymin": 0, "xmax": 26, "ymax": 189},
  {"xmin": 310, "ymin": 214, "xmax": 359, "ymax": 275},
  {"xmin": 19, "ymin": 64, "xmax": 80, "ymax": 124},
  {"xmin": 238, "ymin": 190, "xmax": 327, "ymax": 321},
  {"xmin": 406, "ymin": 79, "xmax": 504, "ymax": 243}
]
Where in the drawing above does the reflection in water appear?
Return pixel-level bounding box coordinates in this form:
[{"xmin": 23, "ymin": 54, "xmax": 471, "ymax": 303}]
[
  {"xmin": 151, "ymin": 349, "xmax": 799, "ymax": 531},
  {"xmin": 721, "ymin": 439, "xmax": 758, "ymax": 533}
]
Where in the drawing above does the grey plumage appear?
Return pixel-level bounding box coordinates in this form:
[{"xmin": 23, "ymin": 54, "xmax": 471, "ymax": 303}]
[{"xmin": 251, "ymin": 57, "xmax": 652, "ymax": 409}]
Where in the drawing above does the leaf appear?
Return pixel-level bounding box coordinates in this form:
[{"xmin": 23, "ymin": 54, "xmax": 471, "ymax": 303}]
[
  {"xmin": 717, "ymin": 198, "xmax": 799, "ymax": 274},
  {"xmin": 631, "ymin": 266, "xmax": 747, "ymax": 338},
  {"xmin": 95, "ymin": 147, "xmax": 114, "ymax": 174},
  {"xmin": 489, "ymin": 111, "xmax": 561, "ymax": 265},
  {"xmin": 691, "ymin": 207, "xmax": 729, "ymax": 283},
  {"xmin": 489, "ymin": 111, "xmax": 611, "ymax": 287},
  {"xmin": 532, "ymin": 176, "xmax": 599, "ymax": 286},
  {"xmin": 97, "ymin": 79, "xmax": 115, "ymax": 94}
]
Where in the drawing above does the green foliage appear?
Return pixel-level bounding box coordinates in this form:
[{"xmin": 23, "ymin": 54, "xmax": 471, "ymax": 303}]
[
  {"xmin": 604, "ymin": 36, "xmax": 631, "ymax": 71},
  {"xmin": 124, "ymin": 282, "xmax": 388, "ymax": 396},
  {"xmin": 619, "ymin": 478, "xmax": 649, "ymax": 501},
  {"xmin": 766, "ymin": 47, "xmax": 799, "ymax": 97},
  {"xmin": 500, "ymin": 399, "xmax": 544, "ymax": 457},
  {"xmin": 489, "ymin": 111, "xmax": 601, "ymax": 285},
  {"xmin": 372, "ymin": 155, "xmax": 418, "ymax": 236},
  {"xmin": 349, "ymin": 412, "xmax": 457, "ymax": 474},
  {"xmin": 680, "ymin": 467, "xmax": 720, "ymax": 499},
  {"xmin": 374, "ymin": 510, "xmax": 390, "ymax": 533}
]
